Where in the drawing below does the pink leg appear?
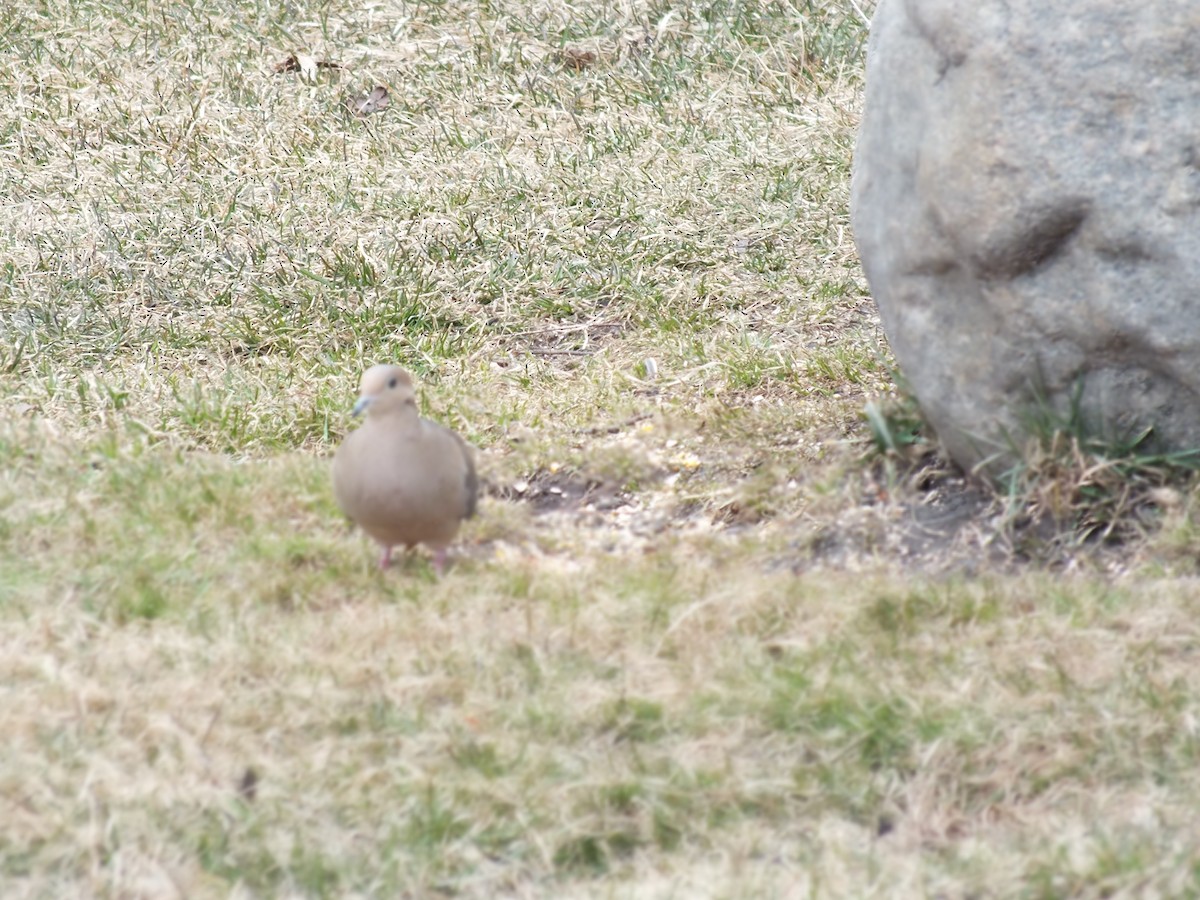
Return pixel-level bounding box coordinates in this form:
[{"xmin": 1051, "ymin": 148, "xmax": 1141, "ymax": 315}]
[
  {"xmin": 432, "ymin": 547, "xmax": 448, "ymax": 576},
  {"xmin": 378, "ymin": 545, "xmax": 393, "ymax": 570}
]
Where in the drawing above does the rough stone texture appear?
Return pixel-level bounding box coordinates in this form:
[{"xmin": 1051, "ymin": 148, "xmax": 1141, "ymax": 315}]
[{"xmin": 851, "ymin": 0, "xmax": 1200, "ymax": 473}]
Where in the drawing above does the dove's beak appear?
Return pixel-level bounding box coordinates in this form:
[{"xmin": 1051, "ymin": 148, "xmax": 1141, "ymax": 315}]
[{"xmin": 351, "ymin": 396, "xmax": 372, "ymax": 417}]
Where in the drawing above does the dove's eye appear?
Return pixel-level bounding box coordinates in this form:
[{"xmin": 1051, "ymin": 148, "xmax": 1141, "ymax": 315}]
[{"xmin": 388, "ymin": 377, "xmax": 398, "ymax": 389}]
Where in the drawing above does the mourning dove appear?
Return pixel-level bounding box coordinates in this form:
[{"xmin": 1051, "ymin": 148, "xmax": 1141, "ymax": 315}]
[{"xmin": 332, "ymin": 365, "xmax": 478, "ymax": 572}]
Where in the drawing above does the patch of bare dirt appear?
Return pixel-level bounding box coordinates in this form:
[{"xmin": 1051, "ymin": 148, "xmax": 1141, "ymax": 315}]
[
  {"xmin": 487, "ymin": 469, "xmax": 631, "ymax": 513},
  {"xmin": 490, "ymin": 455, "xmax": 1012, "ymax": 572},
  {"xmin": 483, "ymin": 436, "xmax": 1167, "ymax": 576},
  {"xmin": 895, "ymin": 467, "xmax": 1001, "ymax": 563},
  {"xmin": 496, "ymin": 318, "xmax": 629, "ymax": 363},
  {"xmin": 793, "ymin": 482, "xmax": 1003, "ymax": 573},
  {"xmin": 794, "ymin": 452, "xmax": 1166, "ymax": 575}
]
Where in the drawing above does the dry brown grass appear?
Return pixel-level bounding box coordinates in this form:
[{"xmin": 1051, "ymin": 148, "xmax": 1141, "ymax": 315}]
[{"xmin": 4, "ymin": 0, "xmax": 1200, "ymax": 896}]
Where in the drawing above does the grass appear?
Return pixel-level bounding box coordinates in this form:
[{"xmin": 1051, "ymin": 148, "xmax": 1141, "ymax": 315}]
[{"xmin": 4, "ymin": 0, "xmax": 1200, "ymax": 896}]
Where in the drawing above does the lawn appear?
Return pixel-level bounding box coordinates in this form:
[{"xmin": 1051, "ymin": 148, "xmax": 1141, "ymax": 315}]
[{"xmin": 3, "ymin": 0, "xmax": 1200, "ymax": 896}]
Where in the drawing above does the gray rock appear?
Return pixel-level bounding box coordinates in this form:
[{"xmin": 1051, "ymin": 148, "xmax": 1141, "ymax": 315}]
[{"xmin": 851, "ymin": 0, "xmax": 1200, "ymax": 474}]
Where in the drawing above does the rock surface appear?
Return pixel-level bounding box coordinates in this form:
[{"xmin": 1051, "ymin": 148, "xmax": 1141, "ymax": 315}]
[{"xmin": 852, "ymin": 0, "xmax": 1200, "ymax": 473}]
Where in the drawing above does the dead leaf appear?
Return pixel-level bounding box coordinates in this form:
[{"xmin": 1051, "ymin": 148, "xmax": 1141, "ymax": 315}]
[
  {"xmin": 237, "ymin": 766, "xmax": 259, "ymax": 802},
  {"xmin": 559, "ymin": 47, "xmax": 598, "ymax": 71},
  {"xmin": 1147, "ymin": 486, "xmax": 1184, "ymax": 510},
  {"xmin": 620, "ymin": 29, "xmax": 654, "ymax": 56},
  {"xmin": 346, "ymin": 85, "xmax": 390, "ymax": 117},
  {"xmin": 274, "ymin": 54, "xmax": 345, "ymax": 81},
  {"xmin": 789, "ymin": 54, "xmax": 825, "ymax": 79}
]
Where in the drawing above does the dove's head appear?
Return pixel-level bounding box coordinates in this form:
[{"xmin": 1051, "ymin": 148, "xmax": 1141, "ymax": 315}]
[{"xmin": 352, "ymin": 365, "xmax": 417, "ymax": 418}]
